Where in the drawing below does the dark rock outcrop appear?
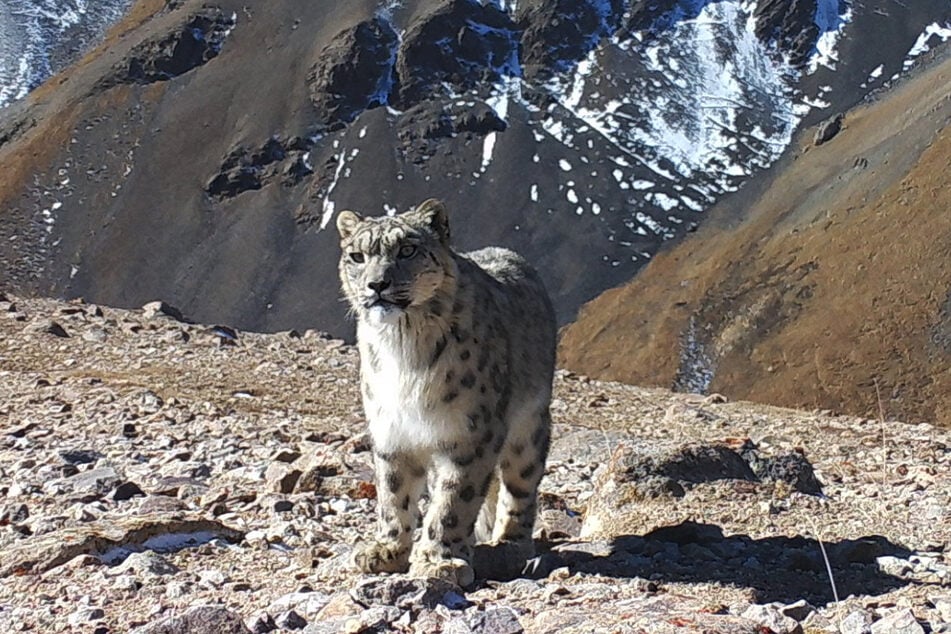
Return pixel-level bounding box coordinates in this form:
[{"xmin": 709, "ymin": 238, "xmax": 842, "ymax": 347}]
[
  {"xmin": 105, "ymin": 8, "xmax": 235, "ymax": 86},
  {"xmin": 308, "ymin": 18, "xmax": 399, "ymax": 130},
  {"xmin": 396, "ymin": 101, "xmax": 506, "ymax": 164},
  {"xmin": 814, "ymin": 112, "xmax": 845, "ymax": 145},
  {"xmin": 206, "ymin": 137, "xmax": 315, "ymax": 200},
  {"xmin": 602, "ymin": 441, "xmax": 758, "ymax": 501},
  {"xmin": 517, "ymin": 0, "xmax": 624, "ymax": 81},
  {"xmin": 132, "ymin": 606, "xmax": 251, "ymax": 634},
  {"xmin": 393, "ymin": 0, "xmax": 519, "ymax": 107}
]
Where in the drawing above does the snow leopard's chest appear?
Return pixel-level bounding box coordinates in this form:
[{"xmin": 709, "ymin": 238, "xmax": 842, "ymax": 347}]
[{"xmin": 359, "ymin": 326, "xmax": 498, "ymax": 455}]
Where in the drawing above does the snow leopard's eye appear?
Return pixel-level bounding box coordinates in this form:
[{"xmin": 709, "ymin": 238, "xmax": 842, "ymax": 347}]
[
  {"xmin": 349, "ymin": 252, "xmax": 365, "ymax": 264},
  {"xmin": 397, "ymin": 245, "xmax": 417, "ymax": 259}
]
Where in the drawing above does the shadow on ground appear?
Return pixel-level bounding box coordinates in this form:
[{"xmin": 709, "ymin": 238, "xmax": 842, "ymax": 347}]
[{"xmin": 526, "ymin": 521, "xmax": 914, "ymax": 605}]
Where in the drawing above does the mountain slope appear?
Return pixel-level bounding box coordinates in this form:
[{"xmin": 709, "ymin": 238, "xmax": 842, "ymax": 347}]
[
  {"xmin": 559, "ymin": 48, "xmax": 951, "ymax": 425},
  {"xmin": 1, "ymin": 0, "xmax": 949, "ymax": 338}
]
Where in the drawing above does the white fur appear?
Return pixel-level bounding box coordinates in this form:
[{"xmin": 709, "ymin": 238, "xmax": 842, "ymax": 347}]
[
  {"xmin": 359, "ymin": 322, "xmax": 471, "ymax": 456},
  {"xmin": 365, "ymin": 303, "xmax": 404, "ymax": 327}
]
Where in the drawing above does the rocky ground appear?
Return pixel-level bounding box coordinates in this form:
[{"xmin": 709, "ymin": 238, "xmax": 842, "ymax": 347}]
[{"xmin": 0, "ymin": 293, "xmax": 950, "ymax": 633}]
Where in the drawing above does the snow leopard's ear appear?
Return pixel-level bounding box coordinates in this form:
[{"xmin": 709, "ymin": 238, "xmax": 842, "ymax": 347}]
[
  {"xmin": 336, "ymin": 210, "xmax": 363, "ymax": 241},
  {"xmin": 410, "ymin": 198, "xmax": 450, "ymax": 245}
]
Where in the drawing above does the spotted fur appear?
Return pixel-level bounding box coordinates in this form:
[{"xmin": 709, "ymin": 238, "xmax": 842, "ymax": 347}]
[{"xmin": 337, "ymin": 199, "xmax": 556, "ymax": 586}]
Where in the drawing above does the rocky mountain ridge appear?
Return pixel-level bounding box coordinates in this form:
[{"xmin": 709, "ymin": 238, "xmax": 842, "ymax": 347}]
[
  {"xmin": 1, "ymin": 293, "xmax": 949, "ymax": 632},
  {"xmin": 558, "ymin": 42, "xmax": 951, "ymax": 426},
  {"xmin": 2, "ymin": 0, "xmax": 949, "ymax": 340}
]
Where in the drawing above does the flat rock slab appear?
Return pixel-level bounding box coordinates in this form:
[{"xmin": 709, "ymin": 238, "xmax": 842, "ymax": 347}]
[
  {"xmin": 0, "ymin": 515, "xmax": 244, "ymax": 576},
  {"xmin": 131, "ymin": 605, "xmax": 250, "ymax": 634},
  {"xmin": 580, "ymin": 439, "xmax": 820, "ymax": 538}
]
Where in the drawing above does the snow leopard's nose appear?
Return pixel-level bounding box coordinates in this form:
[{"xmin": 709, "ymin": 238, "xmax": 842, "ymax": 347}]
[{"xmin": 368, "ymin": 279, "xmax": 391, "ymax": 294}]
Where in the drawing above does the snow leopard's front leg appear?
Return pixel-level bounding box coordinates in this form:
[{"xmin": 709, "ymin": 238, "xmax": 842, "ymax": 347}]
[
  {"xmin": 353, "ymin": 450, "xmax": 426, "ymax": 574},
  {"xmin": 410, "ymin": 446, "xmax": 499, "ymax": 587}
]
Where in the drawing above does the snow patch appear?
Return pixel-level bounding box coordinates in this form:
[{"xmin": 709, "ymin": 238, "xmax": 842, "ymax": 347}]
[
  {"xmin": 903, "ymin": 22, "xmax": 951, "ymax": 71},
  {"xmin": 1, "ymin": 0, "xmax": 135, "ymax": 108},
  {"xmin": 99, "ymin": 531, "xmax": 221, "ymax": 565},
  {"xmin": 320, "ymin": 150, "xmax": 348, "ymax": 230},
  {"xmin": 807, "ymin": 2, "xmax": 852, "ymax": 74},
  {"xmin": 481, "ymin": 132, "xmax": 497, "ymax": 172}
]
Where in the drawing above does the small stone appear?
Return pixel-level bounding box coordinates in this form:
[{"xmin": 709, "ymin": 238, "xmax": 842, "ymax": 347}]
[
  {"xmin": 72, "ymin": 504, "xmax": 98, "ymax": 522},
  {"xmin": 266, "ymin": 591, "xmax": 331, "ymax": 620},
  {"xmin": 142, "ymin": 301, "xmax": 185, "ymax": 322},
  {"xmin": 275, "ymin": 610, "xmax": 307, "ymax": 630},
  {"xmin": 60, "ymin": 449, "xmax": 103, "ymax": 465},
  {"xmin": 273, "ymin": 449, "xmax": 303, "ymax": 463},
  {"xmin": 109, "ymin": 552, "xmax": 180, "ymax": 577},
  {"xmin": 137, "ymin": 495, "xmax": 188, "ymax": 515},
  {"xmin": 25, "ymin": 318, "xmax": 69, "ymax": 337},
  {"xmin": 265, "ymin": 463, "xmax": 302, "ymax": 494},
  {"xmin": 839, "ymin": 609, "xmax": 874, "ymax": 634},
  {"xmin": 60, "ymin": 554, "xmax": 101, "ymax": 571},
  {"xmin": 82, "ymin": 327, "xmax": 109, "ymax": 343},
  {"xmin": 814, "ymin": 112, "xmax": 844, "ymax": 146},
  {"xmin": 248, "ymin": 612, "xmax": 277, "ymax": 634},
  {"xmin": 342, "ymin": 607, "xmax": 401, "ymax": 634},
  {"xmin": 122, "ymin": 423, "xmax": 139, "ymax": 438},
  {"xmin": 781, "ymin": 599, "xmax": 815, "ymax": 622},
  {"xmin": 57, "ymin": 467, "xmax": 120, "ymax": 498},
  {"xmin": 0, "ymin": 503, "xmax": 29, "ymax": 524},
  {"xmin": 198, "ymin": 568, "xmax": 229, "ymax": 588},
  {"xmin": 870, "ymin": 608, "xmax": 924, "ymax": 634},
  {"xmin": 741, "ymin": 604, "xmax": 801, "ymax": 634},
  {"xmin": 877, "ymin": 555, "xmax": 912, "ymax": 577},
  {"xmin": 68, "ymin": 607, "xmax": 106, "ymax": 627},
  {"xmin": 112, "ymin": 574, "xmax": 140, "ymax": 592},
  {"xmin": 293, "ymin": 451, "xmax": 344, "ymax": 493},
  {"xmin": 932, "ymin": 596, "xmax": 951, "ymax": 621},
  {"xmin": 465, "ymin": 607, "xmax": 524, "ymax": 634},
  {"xmin": 165, "ymin": 581, "xmax": 192, "ymax": 599},
  {"xmin": 351, "ymin": 577, "xmax": 459, "ymax": 610},
  {"xmin": 212, "ymin": 324, "xmax": 238, "ymax": 340},
  {"xmin": 274, "ymin": 499, "xmax": 295, "ymax": 513},
  {"xmin": 316, "ymin": 593, "xmax": 363, "ymax": 620},
  {"xmin": 329, "ymin": 498, "xmax": 350, "ymax": 514},
  {"xmin": 131, "ymin": 605, "xmax": 251, "ymax": 633},
  {"xmin": 139, "ymin": 390, "xmax": 164, "ymax": 411},
  {"xmin": 113, "ymin": 481, "xmax": 146, "ymax": 501}
]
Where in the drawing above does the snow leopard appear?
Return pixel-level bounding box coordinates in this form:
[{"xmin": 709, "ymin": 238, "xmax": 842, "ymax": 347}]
[{"xmin": 336, "ymin": 198, "xmax": 556, "ymax": 587}]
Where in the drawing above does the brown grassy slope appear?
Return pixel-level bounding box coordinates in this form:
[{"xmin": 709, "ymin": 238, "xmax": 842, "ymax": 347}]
[
  {"xmin": 559, "ymin": 53, "xmax": 951, "ymax": 425},
  {"xmin": 0, "ymin": 0, "xmax": 168, "ymax": 202}
]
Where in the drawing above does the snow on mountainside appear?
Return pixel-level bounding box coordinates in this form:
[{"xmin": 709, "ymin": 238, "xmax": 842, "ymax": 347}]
[
  {"xmin": 310, "ymin": 0, "xmax": 850, "ymax": 267},
  {"xmin": 0, "ymin": 0, "xmax": 950, "ymax": 340},
  {"xmin": 0, "ymin": 0, "xmax": 133, "ymax": 107}
]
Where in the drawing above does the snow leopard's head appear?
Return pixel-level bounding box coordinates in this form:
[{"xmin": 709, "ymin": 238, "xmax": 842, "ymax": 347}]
[{"xmin": 337, "ymin": 199, "xmax": 455, "ymax": 327}]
